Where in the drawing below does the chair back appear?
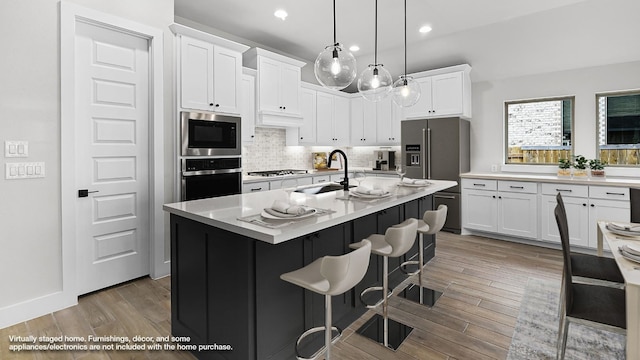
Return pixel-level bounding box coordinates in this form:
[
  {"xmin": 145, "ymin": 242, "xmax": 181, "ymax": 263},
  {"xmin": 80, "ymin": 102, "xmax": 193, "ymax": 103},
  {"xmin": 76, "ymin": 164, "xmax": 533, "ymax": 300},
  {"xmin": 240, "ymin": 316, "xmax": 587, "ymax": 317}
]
[
  {"xmin": 631, "ymin": 187, "xmax": 640, "ymax": 223},
  {"xmin": 422, "ymin": 204, "xmax": 448, "ymax": 235},
  {"xmin": 385, "ymin": 218, "xmax": 418, "ymax": 258},
  {"xmin": 321, "ymin": 240, "xmax": 371, "ymax": 295},
  {"xmin": 555, "ymin": 193, "xmax": 573, "ymax": 312}
]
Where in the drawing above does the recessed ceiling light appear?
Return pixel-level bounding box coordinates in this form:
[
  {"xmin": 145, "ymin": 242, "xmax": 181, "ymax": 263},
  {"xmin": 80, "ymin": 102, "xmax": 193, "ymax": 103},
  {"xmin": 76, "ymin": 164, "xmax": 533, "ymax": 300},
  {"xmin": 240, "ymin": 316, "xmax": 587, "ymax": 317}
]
[
  {"xmin": 274, "ymin": 9, "xmax": 288, "ymax": 21},
  {"xmin": 349, "ymin": 45, "xmax": 360, "ymax": 52},
  {"xmin": 419, "ymin": 25, "xmax": 432, "ymax": 34}
]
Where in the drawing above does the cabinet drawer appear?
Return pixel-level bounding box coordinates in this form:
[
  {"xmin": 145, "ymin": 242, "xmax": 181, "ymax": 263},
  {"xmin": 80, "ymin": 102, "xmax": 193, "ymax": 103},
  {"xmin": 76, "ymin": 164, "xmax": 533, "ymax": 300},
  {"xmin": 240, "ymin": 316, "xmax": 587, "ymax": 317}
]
[
  {"xmin": 243, "ymin": 181, "xmax": 270, "ymax": 193},
  {"xmin": 541, "ymin": 183, "xmax": 588, "ymax": 197},
  {"xmin": 498, "ymin": 181, "xmax": 537, "ymax": 194},
  {"xmin": 462, "ymin": 179, "xmax": 497, "ymax": 191},
  {"xmin": 313, "ymin": 175, "xmax": 332, "ymax": 184},
  {"xmin": 589, "ymin": 186, "xmax": 629, "ymax": 201}
]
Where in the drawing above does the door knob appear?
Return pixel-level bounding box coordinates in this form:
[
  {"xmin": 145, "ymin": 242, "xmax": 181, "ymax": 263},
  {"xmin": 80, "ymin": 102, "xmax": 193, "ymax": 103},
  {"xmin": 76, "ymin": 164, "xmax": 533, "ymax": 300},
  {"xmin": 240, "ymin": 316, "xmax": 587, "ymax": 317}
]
[{"xmin": 78, "ymin": 189, "xmax": 99, "ymax": 198}]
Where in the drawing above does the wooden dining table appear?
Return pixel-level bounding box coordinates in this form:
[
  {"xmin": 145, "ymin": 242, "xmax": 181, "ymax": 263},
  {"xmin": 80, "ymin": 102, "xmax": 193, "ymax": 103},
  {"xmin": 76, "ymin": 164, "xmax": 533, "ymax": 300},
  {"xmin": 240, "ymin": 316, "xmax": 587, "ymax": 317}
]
[{"xmin": 597, "ymin": 221, "xmax": 640, "ymax": 359}]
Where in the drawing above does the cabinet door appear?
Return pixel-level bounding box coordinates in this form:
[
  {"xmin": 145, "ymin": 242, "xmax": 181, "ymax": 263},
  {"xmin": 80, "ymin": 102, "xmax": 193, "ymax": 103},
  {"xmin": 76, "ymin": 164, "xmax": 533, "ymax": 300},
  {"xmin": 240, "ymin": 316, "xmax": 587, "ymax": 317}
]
[
  {"xmin": 212, "ymin": 46, "xmax": 242, "ymax": 114},
  {"xmin": 497, "ymin": 192, "xmax": 538, "ymax": 239},
  {"xmin": 431, "ymin": 72, "xmax": 463, "ymax": 117},
  {"xmin": 333, "ymin": 95, "xmax": 350, "ymax": 146},
  {"xmin": 180, "ymin": 36, "xmax": 213, "ymax": 111},
  {"xmin": 350, "ymin": 97, "xmax": 365, "ymax": 144},
  {"xmin": 257, "ymin": 57, "xmax": 281, "ymax": 112},
  {"xmin": 298, "ymin": 88, "xmax": 316, "ymax": 144},
  {"xmin": 315, "ymin": 92, "xmax": 334, "ymax": 144},
  {"xmin": 462, "ymin": 189, "xmax": 497, "ymax": 232},
  {"xmin": 240, "ymin": 74, "xmax": 255, "ymax": 143},
  {"xmin": 376, "ymin": 97, "xmax": 398, "ymax": 144},
  {"xmin": 540, "ymin": 195, "xmax": 589, "ymax": 247},
  {"xmin": 588, "ymin": 199, "xmax": 630, "ymax": 249},
  {"xmin": 242, "ymin": 181, "xmax": 269, "ymax": 193},
  {"xmin": 360, "ymin": 99, "xmax": 377, "ymax": 145},
  {"xmin": 280, "ymin": 63, "xmax": 301, "ymax": 115},
  {"xmin": 402, "ymin": 77, "xmax": 432, "ymax": 119}
]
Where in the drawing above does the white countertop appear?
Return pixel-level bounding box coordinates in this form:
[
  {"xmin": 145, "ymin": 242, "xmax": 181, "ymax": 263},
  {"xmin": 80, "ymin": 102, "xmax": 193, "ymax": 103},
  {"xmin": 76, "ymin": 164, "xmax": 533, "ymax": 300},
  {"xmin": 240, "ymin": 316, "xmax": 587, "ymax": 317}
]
[
  {"xmin": 243, "ymin": 168, "xmax": 398, "ymax": 183},
  {"xmin": 461, "ymin": 172, "xmax": 640, "ymax": 187},
  {"xmin": 164, "ymin": 178, "xmax": 456, "ymax": 244}
]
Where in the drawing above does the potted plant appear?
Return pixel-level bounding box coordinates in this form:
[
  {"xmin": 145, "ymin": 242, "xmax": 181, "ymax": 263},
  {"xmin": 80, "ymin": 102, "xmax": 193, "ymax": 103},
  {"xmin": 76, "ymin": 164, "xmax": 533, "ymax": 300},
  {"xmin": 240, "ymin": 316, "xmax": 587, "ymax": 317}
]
[
  {"xmin": 558, "ymin": 158, "xmax": 572, "ymax": 177},
  {"xmin": 589, "ymin": 158, "xmax": 607, "ymax": 177},
  {"xmin": 573, "ymin": 155, "xmax": 588, "ymax": 177}
]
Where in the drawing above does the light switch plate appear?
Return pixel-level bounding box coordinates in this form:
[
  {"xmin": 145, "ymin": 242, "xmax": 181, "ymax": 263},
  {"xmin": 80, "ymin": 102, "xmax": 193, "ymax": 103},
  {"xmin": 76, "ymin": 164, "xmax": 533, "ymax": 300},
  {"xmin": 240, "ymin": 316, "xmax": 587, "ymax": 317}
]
[
  {"xmin": 5, "ymin": 140, "xmax": 28, "ymax": 157},
  {"xmin": 5, "ymin": 162, "xmax": 45, "ymax": 180}
]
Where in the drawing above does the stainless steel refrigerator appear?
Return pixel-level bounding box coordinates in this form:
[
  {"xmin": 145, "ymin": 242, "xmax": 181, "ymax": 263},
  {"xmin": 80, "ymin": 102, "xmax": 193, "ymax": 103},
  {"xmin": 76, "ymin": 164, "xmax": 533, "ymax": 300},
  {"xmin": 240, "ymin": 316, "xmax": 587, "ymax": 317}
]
[{"xmin": 401, "ymin": 118, "xmax": 470, "ymax": 233}]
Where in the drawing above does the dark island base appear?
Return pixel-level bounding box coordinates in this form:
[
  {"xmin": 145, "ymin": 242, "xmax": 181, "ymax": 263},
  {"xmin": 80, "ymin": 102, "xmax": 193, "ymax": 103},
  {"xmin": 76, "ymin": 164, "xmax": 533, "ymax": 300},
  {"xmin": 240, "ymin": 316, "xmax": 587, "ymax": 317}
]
[{"xmin": 170, "ymin": 196, "xmax": 435, "ymax": 360}]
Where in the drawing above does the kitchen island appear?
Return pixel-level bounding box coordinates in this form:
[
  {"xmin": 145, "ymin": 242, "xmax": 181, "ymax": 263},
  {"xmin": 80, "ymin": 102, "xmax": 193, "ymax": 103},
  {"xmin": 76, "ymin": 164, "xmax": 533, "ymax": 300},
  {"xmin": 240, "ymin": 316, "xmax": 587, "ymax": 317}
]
[{"xmin": 163, "ymin": 178, "xmax": 456, "ymax": 360}]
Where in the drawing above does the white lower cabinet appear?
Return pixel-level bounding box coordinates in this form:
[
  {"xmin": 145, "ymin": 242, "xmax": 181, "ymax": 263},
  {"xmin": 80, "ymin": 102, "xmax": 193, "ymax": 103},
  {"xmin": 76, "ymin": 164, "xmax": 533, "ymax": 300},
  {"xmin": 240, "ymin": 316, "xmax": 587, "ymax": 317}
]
[
  {"xmin": 243, "ymin": 181, "xmax": 270, "ymax": 193},
  {"xmin": 463, "ymin": 178, "xmax": 631, "ymax": 250}
]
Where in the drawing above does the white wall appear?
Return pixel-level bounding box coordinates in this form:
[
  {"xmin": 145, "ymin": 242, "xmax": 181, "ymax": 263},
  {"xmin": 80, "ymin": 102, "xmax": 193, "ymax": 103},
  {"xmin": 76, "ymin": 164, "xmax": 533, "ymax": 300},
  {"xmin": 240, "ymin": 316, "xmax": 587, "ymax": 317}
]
[
  {"xmin": 0, "ymin": 0, "xmax": 173, "ymax": 321},
  {"xmin": 470, "ymin": 60, "xmax": 640, "ymax": 173}
]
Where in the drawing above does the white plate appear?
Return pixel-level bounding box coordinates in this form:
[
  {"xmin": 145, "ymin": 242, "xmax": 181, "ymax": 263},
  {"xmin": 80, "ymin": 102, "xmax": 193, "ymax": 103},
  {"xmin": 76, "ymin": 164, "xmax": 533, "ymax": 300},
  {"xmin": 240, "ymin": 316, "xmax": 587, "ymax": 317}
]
[
  {"xmin": 607, "ymin": 224, "xmax": 640, "ymax": 237},
  {"xmin": 620, "ymin": 248, "xmax": 640, "ymax": 264},
  {"xmin": 622, "ymin": 244, "xmax": 640, "ymax": 256},
  {"xmin": 397, "ymin": 182, "xmax": 431, "ymax": 187},
  {"xmin": 261, "ymin": 208, "xmax": 317, "ymax": 220},
  {"xmin": 350, "ymin": 191, "xmax": 391, "ymax": 199}
]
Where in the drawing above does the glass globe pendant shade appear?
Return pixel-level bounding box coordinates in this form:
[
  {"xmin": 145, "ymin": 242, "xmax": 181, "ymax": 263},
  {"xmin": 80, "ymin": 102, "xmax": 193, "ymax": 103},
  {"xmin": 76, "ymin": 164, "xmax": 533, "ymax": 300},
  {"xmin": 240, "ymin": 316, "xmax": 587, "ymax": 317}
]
[
  {"xmin": 357, "ymin": 64, "xmax": 393, "ymax": 102},
  {"xmin": 314, "ymin": 44, "xmax": 357, "ymax": 90},
  {"xmin": 392, "ymin": 75, "xmax": 421, "ymax": 107}
]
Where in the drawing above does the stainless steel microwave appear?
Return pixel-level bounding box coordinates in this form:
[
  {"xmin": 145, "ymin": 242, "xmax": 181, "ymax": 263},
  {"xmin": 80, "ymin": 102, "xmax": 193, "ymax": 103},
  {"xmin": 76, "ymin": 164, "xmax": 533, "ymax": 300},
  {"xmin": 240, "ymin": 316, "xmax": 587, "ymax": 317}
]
[{"xmin": 181, "ymin": 111, "xmax": 241, "ymax": 156}]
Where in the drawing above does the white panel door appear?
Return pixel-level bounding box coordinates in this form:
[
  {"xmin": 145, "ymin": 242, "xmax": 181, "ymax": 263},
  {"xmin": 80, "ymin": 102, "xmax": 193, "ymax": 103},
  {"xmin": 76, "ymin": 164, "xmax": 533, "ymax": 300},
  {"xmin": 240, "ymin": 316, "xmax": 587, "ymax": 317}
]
[
  {"xmin": 588, "ymin": 199, "xmax": 630, "ymax": 249},
  {"xmin": 213, "ymin": 46, "xmax": 241, "ymax": 114},
  {"xmin": 280, "ymin": 63, "xmax": 301, "ymax": 115},
  {"xmin": 333, "ymin": 95, "xmax": 350, "ymax": 146},
  {"xmin": 75, "ymin": 21, "xmax": 150, "ymax": 295},
  {"xmin": 315, "ymin": 92, "xmax": 334, "ymax": 144},
  {"xmin": 258, "ymin": 57, "xmax": 281, "ymax": 112},
  {"xmin": 540, "ymin": 195, "xmax": 590, "ymax": 247},
  {"xmin": 498, "ymin": 192, "xmax": 538, "ymax": 239},
  {"xmin": 240, "ymin": 73, "xmax": 256, "ymax": 143},
  {"xmin": 431, "ymin": 72, "xmax": 463, "ymax": 117},
  {"xmin": 402, "ymin": 77, "xmax": 432, "ymax": 119},
  {"xmin": 298, "ymin": 88, "xmax": 316, "ymax": 144},
  {"xmin": 462, "ymin": 189, "xmax": 498, "ymax": 232},
  {"xmin": 180, "ymin": 36, "xmax": 213, "ymax": 111}
]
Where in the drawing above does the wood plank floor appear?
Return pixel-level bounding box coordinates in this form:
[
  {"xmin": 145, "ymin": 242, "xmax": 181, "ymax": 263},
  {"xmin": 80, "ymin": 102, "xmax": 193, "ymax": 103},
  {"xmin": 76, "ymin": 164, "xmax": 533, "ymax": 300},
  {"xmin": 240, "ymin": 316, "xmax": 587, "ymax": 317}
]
[{"xmin": 0, "ymin": 233, "xmax": 563, "ymax": 359}]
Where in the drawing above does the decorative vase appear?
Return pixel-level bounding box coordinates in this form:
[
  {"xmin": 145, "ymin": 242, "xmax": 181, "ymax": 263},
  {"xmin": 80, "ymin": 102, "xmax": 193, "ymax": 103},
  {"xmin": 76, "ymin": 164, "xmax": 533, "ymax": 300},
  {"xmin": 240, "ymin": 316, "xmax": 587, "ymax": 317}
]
[
  {"xmin": 573, "ymin": 169, "xmax": 588, "ymax": 177},
  {"xmin": 590, "ymin": 169, "xmax": 605, "ymax": 177},
  {"xmin": 557, "ymin": 169, "xmax": 572, "ymax": 177}
]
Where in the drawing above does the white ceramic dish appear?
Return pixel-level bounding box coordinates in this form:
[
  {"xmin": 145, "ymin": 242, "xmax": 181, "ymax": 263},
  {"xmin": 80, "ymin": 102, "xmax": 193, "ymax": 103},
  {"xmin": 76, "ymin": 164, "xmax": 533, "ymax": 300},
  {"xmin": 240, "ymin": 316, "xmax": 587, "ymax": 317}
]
[
  {"xmin": 350, "ymin": 191, "xmax": 391, "ymax": 199},
  {"xmin": 622, "ymin": 244, "xmax": 640, "ymax": 256},
  {"xmin": 607, "ymin": 223, "xmax": 640, "ymax": 237},
  {"xmin": 397, "ymin": 182, "xmax": 431, "ymax": 187},
  {"xmin": 261, "ymin": 208, "xmax": 317, "ymax": 220},
  {"xmin": 619, "ymin": 248, "xmax": 640, "ymax": 264}
]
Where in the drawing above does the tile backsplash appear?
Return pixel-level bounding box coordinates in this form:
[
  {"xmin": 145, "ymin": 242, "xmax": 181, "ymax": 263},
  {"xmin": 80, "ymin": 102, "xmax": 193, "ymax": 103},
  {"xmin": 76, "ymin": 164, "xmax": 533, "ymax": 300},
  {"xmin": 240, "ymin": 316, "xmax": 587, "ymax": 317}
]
[{"xmin": 242, "ymin": 127, "xmax": 400, "ymax": 173}]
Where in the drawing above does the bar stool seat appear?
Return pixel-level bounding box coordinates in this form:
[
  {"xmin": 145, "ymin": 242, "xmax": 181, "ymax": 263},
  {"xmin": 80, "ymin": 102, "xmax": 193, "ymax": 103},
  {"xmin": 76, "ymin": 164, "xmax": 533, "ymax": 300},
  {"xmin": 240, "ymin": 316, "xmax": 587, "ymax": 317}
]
[
  {"xmin": 350, "ymin": 218, "xmax": 418, "ymax": 350},
  {"xmin": 398, "ymin": 205, "xmax": 447, "ymax": 307},
  {"xmin": 280, "ymin": 239, "xmax": 371, "ymax": 360}
]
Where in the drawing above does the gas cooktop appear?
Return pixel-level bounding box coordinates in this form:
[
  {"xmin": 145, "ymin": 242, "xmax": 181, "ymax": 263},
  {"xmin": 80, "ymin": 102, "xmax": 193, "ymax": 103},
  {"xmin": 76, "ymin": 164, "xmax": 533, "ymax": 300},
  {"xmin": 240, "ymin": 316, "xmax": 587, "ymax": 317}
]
[{"xmin": 247, "ymin": 169, "xmax": 309, "ymax": 177}]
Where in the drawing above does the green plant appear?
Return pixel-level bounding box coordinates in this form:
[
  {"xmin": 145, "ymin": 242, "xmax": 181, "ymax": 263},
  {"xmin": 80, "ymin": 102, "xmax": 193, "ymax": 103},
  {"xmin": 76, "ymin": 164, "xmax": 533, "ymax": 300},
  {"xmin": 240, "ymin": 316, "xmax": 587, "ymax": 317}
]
[
  {"xmin": 573, "ymin": 155, "xmax": 588, "ymax": 170},
  {"xmin": 589, "ymin": 158, "xmax": 607, "ymax": 170},
  {"xmin": 558, "ymin": 158, "xmax": 572, "ymax": 169}
]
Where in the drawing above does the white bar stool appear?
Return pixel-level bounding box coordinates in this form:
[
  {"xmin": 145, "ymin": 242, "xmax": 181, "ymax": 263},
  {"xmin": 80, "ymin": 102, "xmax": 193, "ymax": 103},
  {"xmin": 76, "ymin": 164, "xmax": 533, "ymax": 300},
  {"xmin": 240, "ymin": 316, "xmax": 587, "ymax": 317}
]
[
  {"xmin": 398, "ymin": 204, "xmax": 447, "ymax": 306},
  {"xmin": 280, "ymin": 239, "xmax": 371, "ymax": 360},
  {"xmin": 350, "ymin": 218, "xmax": 418, "ymax": 349}
]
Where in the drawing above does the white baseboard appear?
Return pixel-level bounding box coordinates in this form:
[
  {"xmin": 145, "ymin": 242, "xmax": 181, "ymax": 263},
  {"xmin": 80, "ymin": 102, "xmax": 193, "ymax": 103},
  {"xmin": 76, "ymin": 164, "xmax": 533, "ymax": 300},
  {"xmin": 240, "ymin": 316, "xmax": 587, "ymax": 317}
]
[{"xmin": 0, "ymin": 291, "xmax": 76, "ymax": 329}]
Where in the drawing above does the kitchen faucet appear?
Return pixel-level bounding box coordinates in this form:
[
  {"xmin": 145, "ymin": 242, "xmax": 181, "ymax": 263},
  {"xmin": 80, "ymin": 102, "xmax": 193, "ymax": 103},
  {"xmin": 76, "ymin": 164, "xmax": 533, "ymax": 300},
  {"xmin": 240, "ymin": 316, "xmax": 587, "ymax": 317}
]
[{"xmin": 328, "ymin": 149, "xmax": 349, "ymax": 191}]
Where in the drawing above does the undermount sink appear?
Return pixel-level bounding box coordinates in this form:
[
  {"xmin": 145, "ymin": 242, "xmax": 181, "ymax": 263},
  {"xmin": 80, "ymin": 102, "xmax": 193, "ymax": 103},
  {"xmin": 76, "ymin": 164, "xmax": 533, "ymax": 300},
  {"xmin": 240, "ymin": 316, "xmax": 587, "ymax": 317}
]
[{"xmin": 294, "ymin": 183, "xmax": 356, "ymax": 195}]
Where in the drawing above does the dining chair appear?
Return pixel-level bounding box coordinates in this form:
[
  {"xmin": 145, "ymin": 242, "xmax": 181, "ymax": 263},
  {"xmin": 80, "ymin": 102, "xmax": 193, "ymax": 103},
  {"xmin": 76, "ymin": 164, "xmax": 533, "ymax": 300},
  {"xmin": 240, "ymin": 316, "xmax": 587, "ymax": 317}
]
[
  {"xmin": 555, "ymin": 193, "xmax": 624, "ymax": 287},
  {"xmin": 631, "ymin": 187, "xmax": 640, "ymax": 223},
  {"xmin": 555, "ymin": 202, "xmax": 626, "ymax": 359}
]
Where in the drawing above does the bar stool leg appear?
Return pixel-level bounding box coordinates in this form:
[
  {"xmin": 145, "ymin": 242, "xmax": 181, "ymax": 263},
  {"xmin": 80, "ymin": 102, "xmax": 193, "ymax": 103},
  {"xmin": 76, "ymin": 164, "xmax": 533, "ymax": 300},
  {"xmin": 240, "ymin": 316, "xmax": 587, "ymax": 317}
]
[
  {"xmin": 382, "ymin": 255, "xmax": 389, "ymax": 348},
  {"xmin": 325, "ymin": 294, "xmax": 332, "ymax": 360},
  {"xmin": 418, "ymin": 233, "xmax": 424, "ymax": 304}
]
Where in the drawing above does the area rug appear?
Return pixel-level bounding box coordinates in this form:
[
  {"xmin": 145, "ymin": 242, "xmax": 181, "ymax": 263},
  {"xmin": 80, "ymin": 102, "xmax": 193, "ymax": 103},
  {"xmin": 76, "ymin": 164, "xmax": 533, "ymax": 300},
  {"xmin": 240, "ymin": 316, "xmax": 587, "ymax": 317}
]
[{"xmin": 506, "ymin": 278, "xmax": 625, "ymax": 360}]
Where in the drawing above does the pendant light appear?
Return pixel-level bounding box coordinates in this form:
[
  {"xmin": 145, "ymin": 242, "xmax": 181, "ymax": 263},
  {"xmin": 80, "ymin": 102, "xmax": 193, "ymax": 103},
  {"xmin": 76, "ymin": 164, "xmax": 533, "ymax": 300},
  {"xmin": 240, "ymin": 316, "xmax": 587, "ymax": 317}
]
[
  {"xmin": 357, "ymin": 0, "xmax": 392, "ymax": 102},
  {"xmin": 392, "ymin": 0, "xmax": 421, "ymax": 107},
  {"xmin": 314, "ymin": 0, "xmax": 357, "ymax": 90}
]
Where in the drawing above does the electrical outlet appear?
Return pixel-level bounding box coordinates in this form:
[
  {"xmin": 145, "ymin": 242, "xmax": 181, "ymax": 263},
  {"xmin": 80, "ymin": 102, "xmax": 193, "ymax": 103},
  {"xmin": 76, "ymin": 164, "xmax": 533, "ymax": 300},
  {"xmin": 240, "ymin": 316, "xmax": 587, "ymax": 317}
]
[
  {"xmin": 5, "ymin": 162, "xmax": 45, "ymax": 180},
  {"xmin": 5, "ymin": 140, "xmax": 28, "ymax": 157},
  {"xmin": 491, "ymin": 164, "xmax": 499, "ymax": 172}
]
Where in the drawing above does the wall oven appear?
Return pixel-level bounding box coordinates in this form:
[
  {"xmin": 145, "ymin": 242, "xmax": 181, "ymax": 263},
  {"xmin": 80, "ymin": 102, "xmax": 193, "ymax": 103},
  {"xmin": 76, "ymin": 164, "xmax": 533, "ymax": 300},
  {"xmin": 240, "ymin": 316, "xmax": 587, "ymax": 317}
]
[
  {"xmin": 181, "ymin": 157, "xmax": 242, "ymax": 201},
  {"xmin": 181, "ymin": 111, "xmax": 241, "ymax": 156}
]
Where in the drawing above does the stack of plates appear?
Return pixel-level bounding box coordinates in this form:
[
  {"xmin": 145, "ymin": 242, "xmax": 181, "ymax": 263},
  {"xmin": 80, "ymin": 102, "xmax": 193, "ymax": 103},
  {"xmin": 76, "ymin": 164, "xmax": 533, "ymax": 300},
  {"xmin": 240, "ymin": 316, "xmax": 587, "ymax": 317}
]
[
  {"xmin": 619, "ymin": 244, "xmax": 640, "ymax": 263},
  {"xmin": 261, "ymin": 207, "xmax": 317, "ymax": 220},
  {"xmin": 607, "ymin": 222, "xmax": 640, "ymax": 237},
  {"xmin": 351, "ymin": 190, "xmax": 391, "ymax": 199}
]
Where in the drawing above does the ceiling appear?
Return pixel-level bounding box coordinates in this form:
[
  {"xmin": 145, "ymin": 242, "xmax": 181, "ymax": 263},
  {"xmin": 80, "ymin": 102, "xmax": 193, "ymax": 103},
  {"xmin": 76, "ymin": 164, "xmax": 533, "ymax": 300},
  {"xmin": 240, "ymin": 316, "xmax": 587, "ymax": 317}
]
[{"xmin": 175, "ymin": 0, "xmax": 640, "ymax": 88}]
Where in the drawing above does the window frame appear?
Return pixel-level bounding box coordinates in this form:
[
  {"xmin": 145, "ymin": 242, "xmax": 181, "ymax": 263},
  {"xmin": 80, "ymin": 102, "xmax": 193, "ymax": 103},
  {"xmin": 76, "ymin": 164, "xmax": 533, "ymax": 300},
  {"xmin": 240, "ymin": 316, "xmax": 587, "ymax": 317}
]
[
  {"xmin": 595, "ymin": 89, "xmax": 640, "ymax": 167},
  {"xmin": 504, "ymin": 95, "xmax": 575, "ymax": 165}
]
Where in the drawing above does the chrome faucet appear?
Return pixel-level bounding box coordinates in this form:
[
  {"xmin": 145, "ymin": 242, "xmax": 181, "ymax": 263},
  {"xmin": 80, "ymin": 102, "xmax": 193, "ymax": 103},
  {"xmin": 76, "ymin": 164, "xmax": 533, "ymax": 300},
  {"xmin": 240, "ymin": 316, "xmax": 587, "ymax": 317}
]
[{"xmin": 328, "ymin": 149, "xmax": 349, "ymax": 191}]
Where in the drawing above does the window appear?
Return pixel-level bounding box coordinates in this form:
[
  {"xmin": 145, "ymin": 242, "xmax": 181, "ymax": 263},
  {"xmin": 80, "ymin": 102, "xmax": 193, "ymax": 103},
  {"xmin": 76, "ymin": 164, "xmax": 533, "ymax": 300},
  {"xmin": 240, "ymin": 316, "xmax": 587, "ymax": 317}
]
[
  {"xmin": 597, "ymin": 91, "xmax": 640, "ymax": 166},
  {"xmin": 505, "ymin": 96, "xmax": 574, "ymax": 164}
]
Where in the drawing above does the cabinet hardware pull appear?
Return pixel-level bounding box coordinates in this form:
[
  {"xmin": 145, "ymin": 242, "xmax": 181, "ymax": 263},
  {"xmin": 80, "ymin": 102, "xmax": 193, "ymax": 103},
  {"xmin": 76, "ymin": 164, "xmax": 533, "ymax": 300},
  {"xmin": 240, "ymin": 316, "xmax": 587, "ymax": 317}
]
[
  {"xmin": 209, "ymin": 103, "xmax": 214, "ymax": 106},
  {"xmin": 251, "ymin": 187, "xmax": 262, "ymax": 191},
  {"xmin": 510, "ymin": 186, "xmax": 524, "ymax": 189},
  {"xmin": 215, "ymin": 104, "xmax": 220, "ymax": 107},
  {"xmin": 434, "ymin": 195, "xmax": 456, "ymax": 199},
  {"xmin": 591, "ymin": 204, "xmax": 595, "ymax": 207},
  {"xmin": 556, "ymin": 189, "xmax": 572, "ymax": 192},
  {"xmin": 473, "ymin": 183, "xmax": 486, "ymax": 186},
  {"xmin": 498, "ymin": 196, "xmax": 502, "ymax": 199},
  {"xmin": 492, "ymin": 195, "xmax": 496, "ymax": 198},
  {"xmin": 606, "ymin": 192, "xmax": 625, "ymax": 196},
  {"xmin": 583, "ymin": 203, "xmax": 587, "ymax": 206}
]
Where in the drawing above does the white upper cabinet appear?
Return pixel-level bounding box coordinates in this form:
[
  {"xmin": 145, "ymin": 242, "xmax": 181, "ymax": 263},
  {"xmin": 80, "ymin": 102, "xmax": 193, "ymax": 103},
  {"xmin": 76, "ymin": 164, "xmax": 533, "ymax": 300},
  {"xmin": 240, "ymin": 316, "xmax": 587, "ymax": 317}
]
[
  {"xmin": 244, "ymin": 48, "xmax": 306, "ymax": 127},
  {"xmin": 375, "ymin": 96, "xmax": 402, "ymax": 145},
  {"xmin": 240, "ymin": 69, "xmax": 256, "ymax": 143},
  {"xmin": 177, "ymin": 34, "xmax": 244, "ymax": 114},
  {"xmin": 402, "ymin": 64, "xmax": 472, "ymax": 120},
  {"xmin": 315, "ymin": 91, "xmax": 350, "ymax": 146},
  {"xmin": 286, "ymin": 87, "xmax": 316, "ymax": 145},
  {"xmin": 350, "ymin": 97, "xmax": 377, "ymax": 145}
]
